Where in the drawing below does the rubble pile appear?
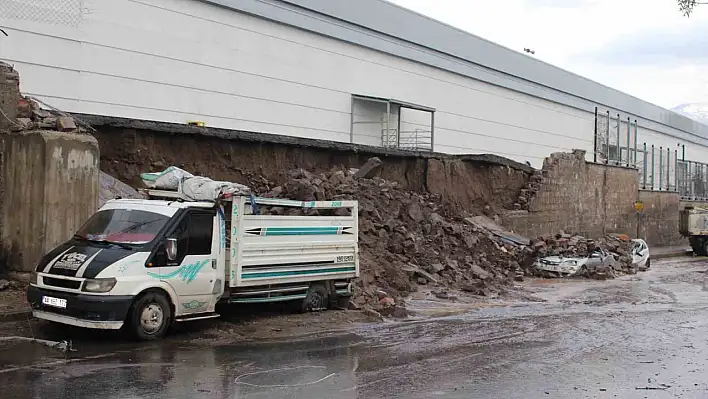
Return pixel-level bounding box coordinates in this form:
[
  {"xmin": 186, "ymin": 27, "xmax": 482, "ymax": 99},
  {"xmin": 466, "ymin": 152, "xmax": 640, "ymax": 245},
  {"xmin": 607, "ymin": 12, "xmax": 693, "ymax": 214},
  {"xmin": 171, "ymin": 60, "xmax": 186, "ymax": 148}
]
[
  {"xmin": 530, "ymin": 233, "xmax": 638, "ymax": 279},
  {"xmin": 9, "ymin": 97, "xmax": 83, "ymax": 133},
  {"xmin": 250, "ymin": 158, "xmax": 535, "ymax": 314}
]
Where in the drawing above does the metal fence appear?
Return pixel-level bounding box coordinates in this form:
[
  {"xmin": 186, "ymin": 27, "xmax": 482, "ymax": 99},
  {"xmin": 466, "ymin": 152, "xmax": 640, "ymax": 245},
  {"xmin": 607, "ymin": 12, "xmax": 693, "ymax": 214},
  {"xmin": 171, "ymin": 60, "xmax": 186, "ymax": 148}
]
[
  {"xmin": 677, "ymin": 159, "xmax": 708, "ymax": 200},
  {"xmin": 593, "ymin": 107, "xmax": 685, "ymax": 192},
  {"xmin": 0, "ymin": 0, "xmax": 85, "ymax": 28},
  {"xmin": 593, "ymin": 108, "xmax": 639, "ymax": 168},
  {"xmin": 638, "ymin": 144, "xmax": 679, "ymax": 192}
]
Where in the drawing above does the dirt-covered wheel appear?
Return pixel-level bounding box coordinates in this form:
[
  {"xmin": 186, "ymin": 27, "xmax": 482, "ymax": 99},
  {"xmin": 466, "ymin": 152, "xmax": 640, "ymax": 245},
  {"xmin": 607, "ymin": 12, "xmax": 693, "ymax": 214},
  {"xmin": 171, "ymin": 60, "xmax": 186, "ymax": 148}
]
[
  {"xmin": 129, "ymin": 291, "xmax": 172, "ymax": 341},
  {"xmin": 689, "ymin": 236, "xmax": 706, "ymax": 256},
  {"xmin": 301, "ymin": 283, "xmax": 329, "ymax": 313},
  {"xmin": 645, "ymin": 257, "xmax": 651, "ymax": 269}
]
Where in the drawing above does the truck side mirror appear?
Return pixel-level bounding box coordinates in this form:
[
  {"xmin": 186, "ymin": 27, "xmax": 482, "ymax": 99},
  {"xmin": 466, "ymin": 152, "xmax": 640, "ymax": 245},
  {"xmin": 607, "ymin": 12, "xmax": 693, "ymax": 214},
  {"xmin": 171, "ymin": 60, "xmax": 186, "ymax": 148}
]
[{"xmin": 166, "ymin": 238, "xmax": 178, "ymax": 261}]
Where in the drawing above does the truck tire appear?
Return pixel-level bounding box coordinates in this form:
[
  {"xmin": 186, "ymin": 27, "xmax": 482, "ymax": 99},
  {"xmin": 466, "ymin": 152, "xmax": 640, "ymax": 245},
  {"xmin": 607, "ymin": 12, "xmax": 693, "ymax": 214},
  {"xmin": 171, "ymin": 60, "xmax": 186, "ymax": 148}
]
[
  {"xmin": 130, "ymin": 291, "xmax": 172, "ymax": 341},
  {"xmin": 301, "ymin": 283, "xmax": 329, "ymax": 313},
  {"xmin": 689, "ymin": 237, "xmax": 706, "ymax": 256}
]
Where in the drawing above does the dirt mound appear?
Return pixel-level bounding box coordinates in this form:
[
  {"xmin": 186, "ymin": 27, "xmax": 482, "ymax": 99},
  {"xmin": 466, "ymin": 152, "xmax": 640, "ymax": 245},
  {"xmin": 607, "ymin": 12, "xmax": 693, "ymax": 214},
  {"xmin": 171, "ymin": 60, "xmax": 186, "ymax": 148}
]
[{"xmin": 250, "ymin": 159, "xmax": 534, "ymax": 315}]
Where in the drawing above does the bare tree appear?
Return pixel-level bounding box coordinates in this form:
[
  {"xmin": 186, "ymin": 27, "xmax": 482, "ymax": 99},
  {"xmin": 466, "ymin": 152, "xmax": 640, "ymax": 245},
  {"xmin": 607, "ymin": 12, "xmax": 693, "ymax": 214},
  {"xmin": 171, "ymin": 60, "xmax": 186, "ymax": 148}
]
[{"xmin": 679, "ymin": 0, "xmax": 707, "ymax": 16}]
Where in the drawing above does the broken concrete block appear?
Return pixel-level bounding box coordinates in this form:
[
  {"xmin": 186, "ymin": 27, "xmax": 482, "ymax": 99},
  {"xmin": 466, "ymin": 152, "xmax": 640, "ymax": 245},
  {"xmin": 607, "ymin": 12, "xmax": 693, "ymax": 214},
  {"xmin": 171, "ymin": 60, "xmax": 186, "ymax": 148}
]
[
  {"xmin": 56, "ymin": 116, "xmax": 77, "ymax": 131},
  {"xmin": 354, "ymin": 157, "xmax": 383, "ymax": 179}
]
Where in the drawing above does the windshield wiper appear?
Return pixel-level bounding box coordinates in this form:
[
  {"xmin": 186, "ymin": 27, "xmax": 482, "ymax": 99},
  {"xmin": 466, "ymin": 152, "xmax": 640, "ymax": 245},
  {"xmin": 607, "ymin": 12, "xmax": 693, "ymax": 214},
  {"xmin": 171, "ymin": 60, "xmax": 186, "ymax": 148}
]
[
  {"xmin": 73, "ymin": 234, "xmax": 134, "ymax": 250},
  {"xmin": 101, "ymin": 240, "xmax": 135, "ymax": 250}
]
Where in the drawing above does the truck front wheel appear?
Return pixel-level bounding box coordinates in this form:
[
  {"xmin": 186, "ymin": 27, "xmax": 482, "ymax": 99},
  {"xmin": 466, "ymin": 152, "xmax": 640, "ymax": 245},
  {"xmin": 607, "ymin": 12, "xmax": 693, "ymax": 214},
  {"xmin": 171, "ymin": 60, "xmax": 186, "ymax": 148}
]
[{"xmin": 130, "ymin": 291, "xmax": 172, "ymax": 341}]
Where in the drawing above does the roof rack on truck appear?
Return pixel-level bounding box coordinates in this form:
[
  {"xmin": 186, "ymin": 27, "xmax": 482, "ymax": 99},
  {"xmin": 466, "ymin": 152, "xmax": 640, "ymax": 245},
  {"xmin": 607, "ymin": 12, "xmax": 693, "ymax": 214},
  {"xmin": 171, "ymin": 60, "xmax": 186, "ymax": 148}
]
[{"xmin": 140, "ymin": 188, "xmax": 358, "ymax": 209}]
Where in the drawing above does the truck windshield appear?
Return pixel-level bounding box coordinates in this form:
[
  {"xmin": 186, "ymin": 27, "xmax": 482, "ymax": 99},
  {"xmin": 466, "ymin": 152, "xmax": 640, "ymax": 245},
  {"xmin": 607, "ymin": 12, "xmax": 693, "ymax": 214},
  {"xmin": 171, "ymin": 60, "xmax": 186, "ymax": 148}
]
[{"xmin": 75, "ymin": 209, "xmax": 170, "ymax": 245}]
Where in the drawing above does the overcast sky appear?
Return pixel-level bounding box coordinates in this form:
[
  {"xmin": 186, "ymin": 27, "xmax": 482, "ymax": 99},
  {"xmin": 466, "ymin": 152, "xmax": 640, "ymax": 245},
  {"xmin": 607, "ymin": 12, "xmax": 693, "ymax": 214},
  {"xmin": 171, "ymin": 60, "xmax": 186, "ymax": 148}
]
[{"xmin": 389, "ymin": 0, "xmax": 708, "ymax": 109}]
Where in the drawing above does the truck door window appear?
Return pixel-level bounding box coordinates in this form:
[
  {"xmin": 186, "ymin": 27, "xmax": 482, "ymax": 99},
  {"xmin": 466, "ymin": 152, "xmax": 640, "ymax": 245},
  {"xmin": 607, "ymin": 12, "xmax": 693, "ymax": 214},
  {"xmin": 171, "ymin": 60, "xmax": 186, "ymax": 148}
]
[{"xmin": 187, "ymin": 212, "xmax": 213, "ymax": 255}]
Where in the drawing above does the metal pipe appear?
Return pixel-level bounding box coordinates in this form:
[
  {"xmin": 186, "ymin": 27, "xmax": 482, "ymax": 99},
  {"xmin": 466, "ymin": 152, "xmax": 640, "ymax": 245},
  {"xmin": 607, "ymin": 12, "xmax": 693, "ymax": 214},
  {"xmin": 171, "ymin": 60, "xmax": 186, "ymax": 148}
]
[
  {"xmin": 651, "ymin": 145, "xmax": 655, "ymax": 190},
  {"xmin": 606, "ymin": 111, "xmax": 610, "ymax": 164},
  {"xmin": 593, "ymin": 107, "xmax": 598, "ymax": 163},
  {"xmin": 616, "ymin": 113, "xmax": 621, "ymax": 165},
  {"xmin": 643, "ymin": 142, "xmax": 647, "ymax": 189},
  {"xmin": 626, "ymin": 117, "xmax": 631, "ymax": 167}
]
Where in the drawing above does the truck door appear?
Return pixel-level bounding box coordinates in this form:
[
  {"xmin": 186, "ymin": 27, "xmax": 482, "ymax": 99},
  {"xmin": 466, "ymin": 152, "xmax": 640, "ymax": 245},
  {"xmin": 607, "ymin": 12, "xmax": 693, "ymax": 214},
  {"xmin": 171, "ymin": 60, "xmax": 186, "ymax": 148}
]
[{"xmin": 151, "ymin": 209, "xmax": 217, "ymax": 315}]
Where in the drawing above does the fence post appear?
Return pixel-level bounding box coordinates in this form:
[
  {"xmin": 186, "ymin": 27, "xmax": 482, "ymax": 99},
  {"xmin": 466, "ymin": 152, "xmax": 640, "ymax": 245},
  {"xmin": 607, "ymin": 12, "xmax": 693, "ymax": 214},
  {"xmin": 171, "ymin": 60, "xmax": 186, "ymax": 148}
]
[
  {"xmin": 593, "ymin": 107, "xmax": 598, "ymax": 163},
  {"xmin": 666, "ymin": 147, "xmax": 671, "ymax": 190},
  {"xmin": 659, "ymin": 146, "xmax": 664, "ymax": 191},
  {"xmin": 616, "ymin": 113, "xmax": 621, "ymax": 165},
  {"xmin": 643, "ymin": 142, "xmax": 647, "ymax": 189},
  {"xmin": 606, "ymin": 111, "xmax": 610, "ymax": 164},
  {"xmin": 626, "ymin": 116, "xmax": 631, "ymax": 167},
  {"xmin": 651, "ymin": 145, "xmax": 655, "ymax": 190},
  {"xmin": 675, "ymin": 149, "xmax": 678, "ymax": 193},
  {"xmin": 633, "ymin": 120, "xmax": 638, "ymax": 164}
]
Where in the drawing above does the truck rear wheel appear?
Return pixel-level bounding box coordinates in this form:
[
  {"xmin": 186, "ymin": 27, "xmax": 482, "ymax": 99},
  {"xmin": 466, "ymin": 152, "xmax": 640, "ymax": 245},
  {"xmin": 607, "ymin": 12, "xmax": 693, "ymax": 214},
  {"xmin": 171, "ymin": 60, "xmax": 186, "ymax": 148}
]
[
  {"xmin": 130, "ymin": 291, "xmax": 172, "ymax": 341},
  {"xmin": 301, "ymin": 283, "xmax": 329, "ymax": 313}
]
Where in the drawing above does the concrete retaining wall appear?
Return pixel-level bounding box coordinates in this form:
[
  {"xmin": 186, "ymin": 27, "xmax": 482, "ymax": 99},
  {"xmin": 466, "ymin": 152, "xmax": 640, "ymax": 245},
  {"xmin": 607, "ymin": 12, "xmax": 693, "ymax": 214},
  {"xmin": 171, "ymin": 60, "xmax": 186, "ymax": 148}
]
[
  {"xmin": 638, "ymin": 190, "xmax": 684, "ymax": 246},
  {"xmin": 0, "ymin": 130, "xmax": 99, "ymax": 272},
  {"xmin": 504, "ymin": 150, "xmax": 640, "ymax": 240}
]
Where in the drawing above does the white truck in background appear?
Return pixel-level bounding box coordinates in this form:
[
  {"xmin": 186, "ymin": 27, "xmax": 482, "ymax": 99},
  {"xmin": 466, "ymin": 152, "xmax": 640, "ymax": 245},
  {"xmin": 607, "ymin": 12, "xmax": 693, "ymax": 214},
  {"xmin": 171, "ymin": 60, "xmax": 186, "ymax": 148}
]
[
  {"xmin": 27, "ymin": 190, "xmax": 359, "ymax": 340},
  {"xmin": 681, "ymin": 206, "xmax": 708, "ymax": 255}
]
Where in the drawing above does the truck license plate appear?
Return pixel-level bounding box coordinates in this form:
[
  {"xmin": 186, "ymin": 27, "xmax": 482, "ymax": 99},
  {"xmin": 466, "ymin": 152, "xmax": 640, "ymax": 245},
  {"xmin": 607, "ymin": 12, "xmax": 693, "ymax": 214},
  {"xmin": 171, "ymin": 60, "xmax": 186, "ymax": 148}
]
[{"xmin": 42, "ymin": 296, "xmax": 67, "ymax": 308}]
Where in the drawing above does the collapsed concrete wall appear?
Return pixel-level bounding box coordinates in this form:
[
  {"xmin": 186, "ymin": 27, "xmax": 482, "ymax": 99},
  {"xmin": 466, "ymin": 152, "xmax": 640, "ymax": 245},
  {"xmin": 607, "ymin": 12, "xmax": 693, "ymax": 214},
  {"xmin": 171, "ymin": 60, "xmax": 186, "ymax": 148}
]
[
  {"xmin": 504, "ymin": 150, "xmax": 639, "ymax": 239},
  {"xmin": 87, "ymin": 117, "xmax": 533, "ymax": 214},
  {"xmin": 0, "ymin": 131, "xmax": 99, "ymax": 271}
]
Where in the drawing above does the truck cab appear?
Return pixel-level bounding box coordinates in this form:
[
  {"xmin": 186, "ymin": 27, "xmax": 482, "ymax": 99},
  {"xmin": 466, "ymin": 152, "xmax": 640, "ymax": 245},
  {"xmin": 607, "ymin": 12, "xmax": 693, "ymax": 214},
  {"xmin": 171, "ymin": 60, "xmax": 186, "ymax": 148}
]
[{"xmin": 27, "ymin": 192, "xmax": 359, "ymax": 340}]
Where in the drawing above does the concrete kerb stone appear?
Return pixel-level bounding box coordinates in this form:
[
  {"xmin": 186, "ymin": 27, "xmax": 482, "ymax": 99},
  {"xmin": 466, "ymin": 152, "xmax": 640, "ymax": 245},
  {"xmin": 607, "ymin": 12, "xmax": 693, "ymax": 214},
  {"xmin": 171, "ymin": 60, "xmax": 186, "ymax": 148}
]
[{"xmin": 651, "ymin": 249, "xmax": 696, "ymax": 260}]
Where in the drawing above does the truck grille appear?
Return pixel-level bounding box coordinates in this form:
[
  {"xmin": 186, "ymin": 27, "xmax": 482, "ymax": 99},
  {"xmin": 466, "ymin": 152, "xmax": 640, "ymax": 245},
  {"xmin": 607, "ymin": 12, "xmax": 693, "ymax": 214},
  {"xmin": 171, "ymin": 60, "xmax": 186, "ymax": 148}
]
[{"xmin": 42, "ymin": 276, "xmax": 81, "ymax": 290}]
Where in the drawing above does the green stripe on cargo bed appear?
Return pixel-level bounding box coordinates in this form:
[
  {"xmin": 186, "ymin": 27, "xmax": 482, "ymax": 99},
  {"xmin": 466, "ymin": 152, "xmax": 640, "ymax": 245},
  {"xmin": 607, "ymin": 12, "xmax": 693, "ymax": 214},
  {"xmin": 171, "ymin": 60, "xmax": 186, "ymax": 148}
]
[{"xmin": 242, "ymin": 266, "xmax": 356, "ymax": 279}]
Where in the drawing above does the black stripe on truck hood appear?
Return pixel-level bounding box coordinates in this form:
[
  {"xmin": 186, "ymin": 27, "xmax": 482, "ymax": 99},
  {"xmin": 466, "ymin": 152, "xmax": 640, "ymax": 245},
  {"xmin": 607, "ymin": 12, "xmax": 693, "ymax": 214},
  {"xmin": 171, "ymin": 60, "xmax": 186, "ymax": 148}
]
[{"xmin": 37, "ymin": 241, "xmax": 135, "ymax": 278}]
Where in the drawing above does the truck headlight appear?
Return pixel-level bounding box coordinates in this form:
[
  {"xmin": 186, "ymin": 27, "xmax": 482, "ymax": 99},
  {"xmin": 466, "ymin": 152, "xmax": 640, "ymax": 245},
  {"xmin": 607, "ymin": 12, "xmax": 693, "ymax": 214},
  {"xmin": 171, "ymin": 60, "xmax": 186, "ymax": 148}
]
[
  {"xmin": 30, "ymin": 272, "xmax": 38, "ymax": 285},
  {"xmin": 82, "ymin": 278, "xmax": 117, "ymax": 293}
]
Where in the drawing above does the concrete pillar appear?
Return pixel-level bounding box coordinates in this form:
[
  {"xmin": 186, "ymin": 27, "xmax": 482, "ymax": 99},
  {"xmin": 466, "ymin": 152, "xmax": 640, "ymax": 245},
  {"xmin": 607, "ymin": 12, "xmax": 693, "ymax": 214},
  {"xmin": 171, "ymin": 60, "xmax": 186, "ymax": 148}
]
[
  {"xmin": 0, "ymin": 130, "xmax": 99, "ymax": 271},
  {"xmin": 0, "ymin": 62, "xmax": 21, "ymax": 132}
]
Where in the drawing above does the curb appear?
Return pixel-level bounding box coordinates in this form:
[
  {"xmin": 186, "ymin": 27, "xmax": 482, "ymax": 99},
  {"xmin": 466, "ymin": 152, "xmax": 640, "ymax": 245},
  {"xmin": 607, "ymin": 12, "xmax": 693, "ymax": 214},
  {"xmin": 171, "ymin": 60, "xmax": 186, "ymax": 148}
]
[
  {"xmin": 0, "ymin": 309, "xmax": 32, "ymax": 323},
  {"xmin": 652, "ymin": 250, "xmax": 694, "ymax": 260}
]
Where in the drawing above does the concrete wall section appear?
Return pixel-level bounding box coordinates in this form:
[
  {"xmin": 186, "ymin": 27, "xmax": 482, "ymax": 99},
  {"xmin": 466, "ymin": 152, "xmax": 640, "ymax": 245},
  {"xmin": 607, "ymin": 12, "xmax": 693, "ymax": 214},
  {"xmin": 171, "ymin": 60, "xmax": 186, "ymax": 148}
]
[
  {"xmin": 0, "ymin": 130, "xmax": 99, "ymax": 271},
  {"xmin": 3, "ymin": 0, "xmax": 708, "ymax": 172},
  {"xmin": 638, "ymin": 191, "xmax": 684, "ymax": 247},
  {"xmin": 505, "ymin": 150, "xmax": 639, "ymax": 240}
]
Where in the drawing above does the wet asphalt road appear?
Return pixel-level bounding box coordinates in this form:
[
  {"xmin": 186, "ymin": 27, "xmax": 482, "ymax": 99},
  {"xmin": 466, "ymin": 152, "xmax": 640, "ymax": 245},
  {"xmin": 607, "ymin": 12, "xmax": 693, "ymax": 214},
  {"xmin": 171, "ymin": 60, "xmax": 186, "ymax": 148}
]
[{"xmin": 3, "ymin": 259, "xmax": 708, "ymax": 398}]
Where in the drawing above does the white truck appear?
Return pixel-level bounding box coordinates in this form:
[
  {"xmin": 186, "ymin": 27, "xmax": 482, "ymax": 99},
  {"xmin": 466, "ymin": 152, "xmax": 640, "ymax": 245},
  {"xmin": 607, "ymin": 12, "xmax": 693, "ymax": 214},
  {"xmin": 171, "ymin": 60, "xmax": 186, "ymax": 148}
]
[
  {"xmin": 681, "ymin": 205, "xmax": 708, "ymax": 255},
  {"xmin": 27, "ymin": 190, "xmax": 359, "ymax": 340}
]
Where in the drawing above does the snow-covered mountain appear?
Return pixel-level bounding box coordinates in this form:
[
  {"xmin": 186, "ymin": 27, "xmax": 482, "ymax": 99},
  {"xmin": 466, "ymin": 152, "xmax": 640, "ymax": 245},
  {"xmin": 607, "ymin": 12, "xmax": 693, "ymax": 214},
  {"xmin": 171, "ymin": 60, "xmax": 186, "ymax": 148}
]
[{"xmin": 671, "ymin": 103, "xmax": 708, "ymax": 124}]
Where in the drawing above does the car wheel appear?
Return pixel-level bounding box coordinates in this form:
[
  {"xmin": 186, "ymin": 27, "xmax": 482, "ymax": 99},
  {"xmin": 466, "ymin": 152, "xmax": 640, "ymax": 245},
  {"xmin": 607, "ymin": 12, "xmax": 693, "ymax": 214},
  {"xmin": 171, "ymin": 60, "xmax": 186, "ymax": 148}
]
[
  {"xmin": 130, "ymin": 291, "xmax": 172, "ymax": 341},
  {"xmin": 646, "ymin": 257, "xmax": 651, "ymax": 269},
  {"xmin": 301, "ymin": 283, "xmax": 329, "ymax": 313}
]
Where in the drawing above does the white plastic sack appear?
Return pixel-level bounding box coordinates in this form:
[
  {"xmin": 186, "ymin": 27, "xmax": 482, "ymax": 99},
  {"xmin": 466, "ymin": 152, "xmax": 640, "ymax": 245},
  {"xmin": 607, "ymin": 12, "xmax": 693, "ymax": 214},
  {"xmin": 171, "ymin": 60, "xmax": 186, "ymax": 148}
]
[
  {"xmin": 180, "ymin": 176, "xmax": 251, "ymax": 201},
  {"xmin": 141, "ymin": 166, "xmax": 194, "ymax": 189}
]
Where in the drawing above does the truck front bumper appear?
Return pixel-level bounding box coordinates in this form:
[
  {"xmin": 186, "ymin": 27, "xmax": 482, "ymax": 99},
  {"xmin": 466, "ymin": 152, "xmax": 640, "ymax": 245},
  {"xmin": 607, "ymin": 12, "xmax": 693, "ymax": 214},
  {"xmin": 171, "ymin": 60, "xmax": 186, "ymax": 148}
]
[{"xmin": 27, "ymin": 285, "xmax": 133, "ymax": 330}]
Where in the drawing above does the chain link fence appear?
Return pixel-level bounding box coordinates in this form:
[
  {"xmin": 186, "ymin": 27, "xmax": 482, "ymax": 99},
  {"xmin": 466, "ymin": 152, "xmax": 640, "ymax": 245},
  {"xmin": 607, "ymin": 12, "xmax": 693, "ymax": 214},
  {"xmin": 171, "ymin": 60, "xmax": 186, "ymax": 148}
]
[{"xmin": 0, "ymin": 0, "xmax": 85, "ymax": 28}]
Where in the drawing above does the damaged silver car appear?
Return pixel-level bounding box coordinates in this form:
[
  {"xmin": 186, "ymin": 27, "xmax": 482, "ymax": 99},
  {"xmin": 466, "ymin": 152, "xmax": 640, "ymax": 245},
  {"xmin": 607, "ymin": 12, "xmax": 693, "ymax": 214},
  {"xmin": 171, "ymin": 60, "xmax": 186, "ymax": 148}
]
[{"xmin": 534, "ymin": 248, "xmax": 617, "ymax": 277}]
